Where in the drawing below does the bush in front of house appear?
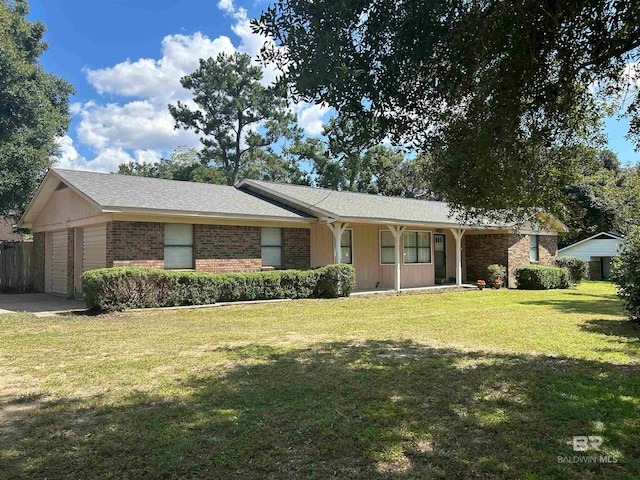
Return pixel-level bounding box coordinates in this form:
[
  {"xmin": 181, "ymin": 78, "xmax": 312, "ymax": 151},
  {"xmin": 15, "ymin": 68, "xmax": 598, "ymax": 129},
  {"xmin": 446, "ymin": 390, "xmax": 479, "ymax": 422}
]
[
  {"xmin": 482, "ymin": 264, "xmax": 506, "ymax": 287},
  {"xmin": 82, "ymin": 264, "xmax": 356, "ymax": 311},
  {"xmin": 611, "ymin": 227, "xmax": 640, "ymax": 322},
  {"xmin": 514, "ymin": 265, "xmax": 570, "ymax": 290},
  {"xmin": 555, "ymin": 256, "xmax": 589, "ymax": 284}
]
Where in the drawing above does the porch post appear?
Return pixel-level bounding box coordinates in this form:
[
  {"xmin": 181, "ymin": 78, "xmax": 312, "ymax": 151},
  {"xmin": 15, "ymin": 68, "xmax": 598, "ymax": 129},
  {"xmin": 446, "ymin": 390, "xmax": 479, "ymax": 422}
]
[
  {"xmin": 450, "ymin": 228, "xmax": 465, "ymax": 286},
  {"xmin": 326, "ymin": 221, "xmax": 348, "ymax": 264},
  {"xmin": 387, "ymin": 225, "xmax": 406, "ymax": 293}
]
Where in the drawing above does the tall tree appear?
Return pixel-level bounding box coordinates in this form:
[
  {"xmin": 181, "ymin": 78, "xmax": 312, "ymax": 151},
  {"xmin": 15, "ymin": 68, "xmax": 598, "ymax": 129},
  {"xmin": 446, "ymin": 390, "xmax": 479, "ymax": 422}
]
[
  {"xmin": 0, "ymin": 0, "xmax": 74, "ymax": 214},
  {"xmin": 169, "ymin": 52, "xmax": 298, "ymax": 185},
  {"xmin": 255, "ymin": 0, "xmax": 640, "ymax": 219}
]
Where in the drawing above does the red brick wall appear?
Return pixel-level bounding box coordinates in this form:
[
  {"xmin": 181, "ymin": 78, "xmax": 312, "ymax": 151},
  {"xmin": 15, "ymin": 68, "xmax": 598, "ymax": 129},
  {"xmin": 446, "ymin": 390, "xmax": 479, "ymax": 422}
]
[
  {"xmin": 539, "ymin": 235, "xmax": 557, "ymax": 266},
  {"xmin": 505, "ymin": 234, "xmax": 528, "ymax": 285},
  {"xmin": 466, "ymin": 232, "xmax": 558, "ymax": 287},
  {"xmin": 464, "ymin": 234, "xmax": 509, "ymax": 283},
  {"xmin": 106, "ymin": 221, "xmax": 164, "ymax": 268},
  {"xmin": 194, "ymin": 224, "xmax": 262, "ymax": 273},
  {"xmin": 32, "ymin": 232, "xmax": 45, "ymax": 292},
  {"xmin": 103, "ymin": 222, "xmax": 312, "ymax": 274},
  {"xmin": 282, "ymin": 228, "xmax": 310, "ymax": 270}
]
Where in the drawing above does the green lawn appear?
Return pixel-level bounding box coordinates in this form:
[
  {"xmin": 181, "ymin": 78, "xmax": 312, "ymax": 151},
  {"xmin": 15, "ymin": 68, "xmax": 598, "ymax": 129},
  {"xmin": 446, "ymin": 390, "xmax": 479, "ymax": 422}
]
[{"xmin": 1, "ymin": 281, "xmax": 639, "ymax": 479}]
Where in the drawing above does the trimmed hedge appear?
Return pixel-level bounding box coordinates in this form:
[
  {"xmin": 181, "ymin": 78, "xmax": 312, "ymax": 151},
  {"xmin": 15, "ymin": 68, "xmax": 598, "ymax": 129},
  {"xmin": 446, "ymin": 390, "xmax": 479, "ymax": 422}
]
[
  {"xmin": 555, "ymin": 256, "xmax": 589, "ymax": 284},
  {"xmin": 82, "ymin": 264, "xmax": 356, "ymax": 311},
  {"xmin": 514, "ymin": 265, "xmax": 570, "ymax": 290}
]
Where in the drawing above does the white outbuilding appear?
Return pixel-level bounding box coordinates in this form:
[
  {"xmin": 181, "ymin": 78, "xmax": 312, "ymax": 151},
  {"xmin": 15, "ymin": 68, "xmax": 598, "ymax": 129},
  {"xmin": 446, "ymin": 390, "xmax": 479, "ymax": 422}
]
[{"xmin": 558, "ymin": 232, "xmax": 625, "ymax": 280}]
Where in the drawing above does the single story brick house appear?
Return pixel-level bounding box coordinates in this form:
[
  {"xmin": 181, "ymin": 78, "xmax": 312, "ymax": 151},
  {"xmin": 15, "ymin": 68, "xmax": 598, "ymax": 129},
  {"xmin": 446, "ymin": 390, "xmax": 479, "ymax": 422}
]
[{"xmin": 20, "ymin": 169, "xmax": 566, "ymax": 298}]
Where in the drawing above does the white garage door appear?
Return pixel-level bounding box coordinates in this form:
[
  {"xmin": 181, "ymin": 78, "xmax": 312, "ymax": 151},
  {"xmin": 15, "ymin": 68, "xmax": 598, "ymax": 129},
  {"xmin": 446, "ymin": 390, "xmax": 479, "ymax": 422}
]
[
  {"xmin": 83, "ymin": 225, "xmax": 106, "ymax": 272},
  {"xmin": 51, "ymin": 231, "xmax": 68, "ymax": 295}
]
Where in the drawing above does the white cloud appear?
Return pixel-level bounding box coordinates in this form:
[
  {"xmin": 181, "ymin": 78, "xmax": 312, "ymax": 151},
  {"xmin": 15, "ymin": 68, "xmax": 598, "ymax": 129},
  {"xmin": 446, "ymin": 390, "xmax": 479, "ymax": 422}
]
[
  {"xmin": 85, "ymin": 32, "xmax": 235, "ymax": 100},
  {"xmin": 62, "ymin": 2, "xmax": 327, "ymax": 173},
  {"xmin": 296, "ymin": 103, "xmax": 331, "ymax": 135},
  {"xmin": 76, "ymin": 100, "xmax": 200, "ymax": 151},
  {"xmin": 54, "ymin": 136, "xmax": 166, "ymax": 172},
  {"xmin": 217, "ymin": 0, "xmax": 235, "ymax": 14}
]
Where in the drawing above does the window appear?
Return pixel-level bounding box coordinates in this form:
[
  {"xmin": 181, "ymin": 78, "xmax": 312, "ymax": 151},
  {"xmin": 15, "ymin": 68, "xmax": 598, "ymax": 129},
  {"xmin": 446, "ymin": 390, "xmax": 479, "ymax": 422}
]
[
  {"xmin": 403, "ymin": 231, "xmax": 431, "ymax": 264},
  {"xmin": 261, "ymin": 227, "xmax": 282, "ymax": 267},
  {"xmin": 340, "ymin": 229, "xmax": 353, "ymax": 264},
  {"xmin": 380, "ymin": 230, "xmax": 395, "ymax": 264},
  {"xmin": 530, "ymin": 234, "xmax": 539, "ymax": 262},
  {"xmin": 164, "ymin": 223, "xmax": 193, "ymax": 269}
]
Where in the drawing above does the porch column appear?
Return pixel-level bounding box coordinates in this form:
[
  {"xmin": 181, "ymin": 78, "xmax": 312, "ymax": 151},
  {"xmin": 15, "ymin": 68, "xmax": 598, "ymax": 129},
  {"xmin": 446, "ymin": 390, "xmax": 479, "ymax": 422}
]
[
  {"xmin": 387, "ymin": 225, "xmax": 406, "ymax": 292},
  {"xmin": 326, "ymin": 221, "xmax": 349, "ymax": 264},
  {"xmin": 450, "ymin": 228, "xmax": 465, "ymax": 286}
]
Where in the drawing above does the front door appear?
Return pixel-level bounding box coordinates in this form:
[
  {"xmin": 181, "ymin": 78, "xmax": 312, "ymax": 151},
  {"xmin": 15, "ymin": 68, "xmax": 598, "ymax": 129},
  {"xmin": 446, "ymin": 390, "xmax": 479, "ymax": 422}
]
[{"xmin": 434, "ymin": 234, "xmax": 446, "ymax": 283}]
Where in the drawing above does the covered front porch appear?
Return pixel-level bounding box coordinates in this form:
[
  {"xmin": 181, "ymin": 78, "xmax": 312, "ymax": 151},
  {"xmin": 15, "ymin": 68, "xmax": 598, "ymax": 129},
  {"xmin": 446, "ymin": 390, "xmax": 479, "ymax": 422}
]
[{"xmin": 310, "ymin": 221, "xmax": 468, "ymax": 292}]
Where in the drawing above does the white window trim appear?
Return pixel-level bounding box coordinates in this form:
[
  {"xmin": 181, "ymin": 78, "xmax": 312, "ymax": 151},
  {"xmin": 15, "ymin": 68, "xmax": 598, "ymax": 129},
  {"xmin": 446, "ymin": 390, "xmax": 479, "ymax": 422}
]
[
  {"xmin": 379, "ymin": 229, "xmax": 396, "ymax": 266},
  {"xmin": 530, "ymin": 234, "xmax": 540, "ymax": 263},
  {"xmin": 338, "ymin": 228, "xmax": 354, "ymax": 265},
  {"xmin": 402, "ymin": 230, "xmax": 433, "ymax": 265},
  {"xmin": 261, "ymin": 227, "xmax": 283, "ymax": 267},
  {"xmin": 164, "ymin": 223, "xmax": 194, "ymax": 270}
]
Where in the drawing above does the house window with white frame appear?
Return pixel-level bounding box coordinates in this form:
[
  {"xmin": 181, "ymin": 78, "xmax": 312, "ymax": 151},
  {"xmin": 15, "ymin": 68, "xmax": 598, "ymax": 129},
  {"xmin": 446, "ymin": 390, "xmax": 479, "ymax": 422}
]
[
  {"xmin": 530, "ymin": 234, "xmax": 539, "ymax": 262},
  {"xmin": 261, "ymin": 227, "xmax": 282, "ymax": 267},
  {"xmin": 403, "ymin": 231, "xmax": 431, "ymax": 264},
  {"xmin": 380, "ymin": 230, "xmax": 395, "ymax": 264},
  {"xmin": 340, "ymin": 229, "xmax": 353, "ymax": 264},
  {"xmin": 164, "ymin": 223, "xmax": 194, "ymax": 269}
]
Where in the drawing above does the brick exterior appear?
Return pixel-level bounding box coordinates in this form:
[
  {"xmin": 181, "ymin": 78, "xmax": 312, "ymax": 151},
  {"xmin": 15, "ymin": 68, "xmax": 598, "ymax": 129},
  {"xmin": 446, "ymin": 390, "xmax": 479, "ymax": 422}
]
[
  {"xmin": 101, "ymin": 222, "xmax": 311, "ymax": 274},
  {"xmin": 32, "ymin": 232, "xmax": 45, "ymax": 292},
  {"xmin": 106, "ymin": 221, "xmax": 164, "ymax": 268},
  {"xmin": 465, "ymin": 233, "xmax": 558, "ymax": 287},
  {"xmin": 66, "ymin": 229, "xmax": 75, "ymax": 298},
  {"xmin": 539, "ymin": 235, "xmax": 557, "ymax": 266},
  {"xmin": 464, "ymin": 234, "xmax": 509, "ymax": 283},
  {"xmin": 282, "ymin": 228, "xmax": 311, "ymax": 270},
  {"xmin": 194, "ymin": 224, "xmax": 262, "ymax": 273}
]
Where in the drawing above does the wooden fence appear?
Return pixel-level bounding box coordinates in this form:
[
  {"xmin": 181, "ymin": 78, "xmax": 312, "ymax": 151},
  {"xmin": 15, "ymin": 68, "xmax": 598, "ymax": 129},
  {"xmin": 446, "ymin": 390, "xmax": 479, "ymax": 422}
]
[{"xmin": 0, "ymin": 241, "xmax": 34, "ymax": 292}]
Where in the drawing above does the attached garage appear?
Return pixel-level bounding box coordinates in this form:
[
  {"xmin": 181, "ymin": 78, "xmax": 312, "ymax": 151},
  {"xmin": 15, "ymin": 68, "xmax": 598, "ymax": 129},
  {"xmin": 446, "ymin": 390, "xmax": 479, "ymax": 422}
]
[
  {"xmin": 82, "ymin": 225, "xmax": 106, "ymax": 272},
  {"xmin": 50, "ymin": 231, "xmax": 68, "ymax": 295}
]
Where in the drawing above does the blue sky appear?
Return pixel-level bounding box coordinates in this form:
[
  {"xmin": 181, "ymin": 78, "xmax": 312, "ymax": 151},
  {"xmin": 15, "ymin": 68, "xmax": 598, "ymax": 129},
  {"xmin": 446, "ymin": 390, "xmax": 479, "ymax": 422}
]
[{"xmin": 27, "ymin": 0, "xmax": 639, "ymax": 171}]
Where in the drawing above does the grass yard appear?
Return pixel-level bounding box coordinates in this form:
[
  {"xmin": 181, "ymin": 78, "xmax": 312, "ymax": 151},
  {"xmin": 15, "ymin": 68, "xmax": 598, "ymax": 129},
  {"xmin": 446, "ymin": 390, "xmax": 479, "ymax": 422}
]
[{"xmin": 1, "ymin": 281, "xmax": 639, "ymax": 479}]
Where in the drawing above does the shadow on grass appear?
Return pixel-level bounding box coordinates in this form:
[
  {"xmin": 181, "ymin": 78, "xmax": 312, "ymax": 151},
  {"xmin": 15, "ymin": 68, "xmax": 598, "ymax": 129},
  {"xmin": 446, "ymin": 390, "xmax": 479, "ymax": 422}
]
[
  {"xmin": 1, "ymin": 341, "xmax": 639, "ymax": 479},
  {"xmin": 581, "ymin": 319, "xmax": 640, "ymax": 339},
  {"xmin": 518, "ymin": 290, "xmax": 623, "ymax": 317}
]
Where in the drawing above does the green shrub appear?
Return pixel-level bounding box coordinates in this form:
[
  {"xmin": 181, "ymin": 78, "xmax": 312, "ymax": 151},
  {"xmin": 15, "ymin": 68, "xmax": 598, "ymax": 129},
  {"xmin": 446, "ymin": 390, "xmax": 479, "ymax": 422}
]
[
  {"xmin": 514, "ymin": 265, "xmax": 570, "ymax": 290},
  {"xmin": 82, "ymin": 264, "xmax": 356, "ymax": 312},
  {"xmin": 555, "ymin": 256, "xmax": 589, "ymax": 284},
  {"xmin": 611, "ymin": 229, "xmax": 639, "ymax": 321},
  {"xmin": 482, "ymin": 264, "xmax": 506, "ymax": 287}
]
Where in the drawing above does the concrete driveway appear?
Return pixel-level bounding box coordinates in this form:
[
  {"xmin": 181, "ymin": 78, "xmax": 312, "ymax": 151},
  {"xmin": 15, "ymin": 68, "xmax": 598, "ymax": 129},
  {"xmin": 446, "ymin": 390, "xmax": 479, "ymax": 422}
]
[{"xmin": 0, "ymin": 293, "xmax": 87, "ymax": 317}]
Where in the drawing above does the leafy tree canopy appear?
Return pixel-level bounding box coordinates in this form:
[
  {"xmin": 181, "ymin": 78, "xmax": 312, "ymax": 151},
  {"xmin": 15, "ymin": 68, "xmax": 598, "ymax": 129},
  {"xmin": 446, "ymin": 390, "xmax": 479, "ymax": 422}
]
[
  {"xmin": 168, "ymin": 52, "xmax": 299, "ymax": 185},
  {"xmin": 117, "ymin": 145, "xmax": 309, "ymax": 186},
  {"xmin": 255, "ymin": 0, "xmax": 640, "ymax": 219},
  {"xmin": 0, "ymin": 0, "xmax": 74, "ymax": 214},
  {"xmin": 285, "ymin": 117, "xmax": 432, "ymax": 197}
]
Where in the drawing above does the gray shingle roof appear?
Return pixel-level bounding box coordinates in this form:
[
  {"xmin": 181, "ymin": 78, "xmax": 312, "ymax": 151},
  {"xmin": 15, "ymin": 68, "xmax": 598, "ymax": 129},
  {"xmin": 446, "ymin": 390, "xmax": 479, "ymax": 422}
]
[
  {"xmin": 239, "ymin": 180, "xmax": 476, "ymax": 226},
  {"xmin": 53, "ymin": 169, "xmax": 308, "ymax": 220}
]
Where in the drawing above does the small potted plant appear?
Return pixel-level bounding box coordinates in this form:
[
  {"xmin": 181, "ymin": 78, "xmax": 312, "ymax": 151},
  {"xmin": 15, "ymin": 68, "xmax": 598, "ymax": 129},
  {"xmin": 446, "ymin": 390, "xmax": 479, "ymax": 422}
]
[
  {"xmin": 477, "ymin": 279, "xmax": 486, "ymax": 290},
  {"xmin": 493, "ymin": 278, "xmax": 503, "ymax": 289}
]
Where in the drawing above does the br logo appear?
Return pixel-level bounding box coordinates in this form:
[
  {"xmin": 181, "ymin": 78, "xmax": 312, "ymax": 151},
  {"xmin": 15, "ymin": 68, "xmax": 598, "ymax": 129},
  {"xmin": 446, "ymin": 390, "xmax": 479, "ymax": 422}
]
[{"xmin": 572, "ymin": 436, "xmax": 603, "ymax": 452}]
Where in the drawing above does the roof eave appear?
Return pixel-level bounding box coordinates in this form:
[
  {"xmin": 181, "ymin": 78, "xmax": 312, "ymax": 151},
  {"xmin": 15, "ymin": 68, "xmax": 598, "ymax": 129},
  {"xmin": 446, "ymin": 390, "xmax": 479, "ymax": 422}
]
[{"xmin": 104, "ymin": 206, "xmax": 312, "ymax": 223}]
